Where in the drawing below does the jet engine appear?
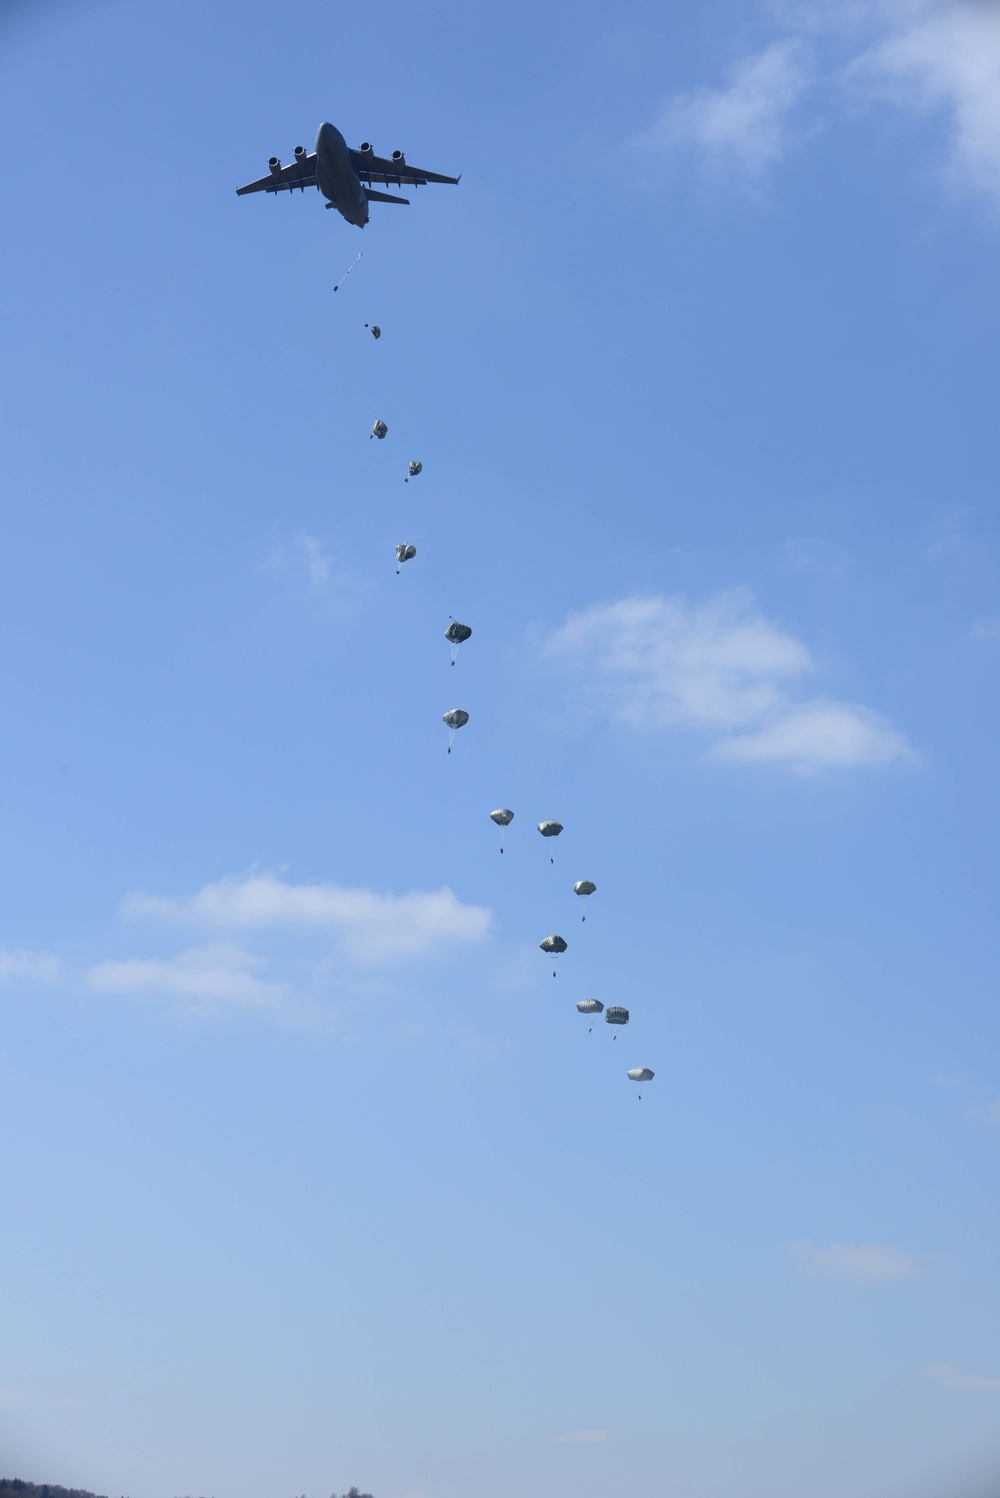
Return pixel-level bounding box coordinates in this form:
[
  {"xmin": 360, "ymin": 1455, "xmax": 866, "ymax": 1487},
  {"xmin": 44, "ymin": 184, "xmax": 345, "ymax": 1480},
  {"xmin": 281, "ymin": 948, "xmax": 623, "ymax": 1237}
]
[
  {"xmin": 391, "ymin": 149, "xmax": 406, "ymax": 167},
  {"xmin": 268, "ymin": 156, "xmax": 282, "ymax": 173},
  {"xmin": 357, "ymin": 141, "xmax": 374, "ymax": 157},
  {"xmin": 293, "ymin": 144, "xmax": 307, "ymax": 161}
]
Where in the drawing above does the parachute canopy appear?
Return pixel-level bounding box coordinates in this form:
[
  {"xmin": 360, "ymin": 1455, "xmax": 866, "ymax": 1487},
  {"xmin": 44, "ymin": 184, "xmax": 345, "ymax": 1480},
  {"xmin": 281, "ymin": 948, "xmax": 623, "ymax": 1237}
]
[
  {"xmin": 539, "ymin": 934, "xmax": 567, "ymax": 955},
  {"xmin": 365, "ymin": 323, "xmax": 381, "ymax": 339},
  {"xmin": 407, "ymin": 460, "xmax": 423, "ymax": 479},
  {"xmin": 627, "ymin": 1068, "xmax": 654, "ymax": 1082},
  {"xmin": 490, "ymin": 808, "xmax": 514, "ymax": 828},
  {"xmin": 445, "ymin": 621, "xmax": 472, "ymax": 646},
  {"xmin": 573, "ymin": 880, "xmax": 596, "ymax": 896},
  {"xmin": 576, "ymin": 998, "xmax": 604, "ymax": 1015},
  {"xmin": 395, "ymin": 542, "xmax": 417, "ymax": 565},
  {"xmin": 442, "ymin": 709, "xmax": 469, "ymax": 730},
  {"xmin": 605, "ymin": 1006, "xmax": 629, "ymax": 1025},
  {"xmin": 370, "ymin": 419, "xmax": 388, "ymax": 440},
  {"xmin": 538, "ymin": 820, "xmax": 563, "ymax": 838}
]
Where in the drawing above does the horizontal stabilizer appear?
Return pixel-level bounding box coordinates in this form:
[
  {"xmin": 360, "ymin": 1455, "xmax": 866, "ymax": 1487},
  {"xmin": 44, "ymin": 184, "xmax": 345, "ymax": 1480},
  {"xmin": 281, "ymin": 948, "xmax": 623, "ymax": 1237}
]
[{"xmin": 364, "ymin": 187, "xmax": 410, "ymax": 206}]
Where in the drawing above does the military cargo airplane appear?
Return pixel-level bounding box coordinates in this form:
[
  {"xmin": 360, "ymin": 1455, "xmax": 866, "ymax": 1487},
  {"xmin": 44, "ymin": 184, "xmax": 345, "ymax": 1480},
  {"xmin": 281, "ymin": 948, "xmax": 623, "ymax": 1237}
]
[{"xmin": 236, "ymin": 121, "xmax": 460, "ymax": 228}]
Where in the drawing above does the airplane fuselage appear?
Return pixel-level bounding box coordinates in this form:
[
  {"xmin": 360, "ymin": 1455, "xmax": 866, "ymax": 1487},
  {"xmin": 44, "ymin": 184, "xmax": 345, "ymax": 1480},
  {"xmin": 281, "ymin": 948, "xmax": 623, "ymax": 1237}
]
[{"xmin": 314, "ymin": 122, "xmax": 369, "ymax": 227}]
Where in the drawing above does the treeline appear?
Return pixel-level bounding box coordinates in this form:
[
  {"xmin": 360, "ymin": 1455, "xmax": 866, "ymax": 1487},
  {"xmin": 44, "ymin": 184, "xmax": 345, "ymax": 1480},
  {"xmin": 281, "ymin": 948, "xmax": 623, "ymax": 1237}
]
[
  {"xmin": 3, "ymin": 1482, "xmax": 372, "ymax": 1498},
  {"xmin": 1, "ymin": 1483, "xmax": 119, "ymax": 1498}
]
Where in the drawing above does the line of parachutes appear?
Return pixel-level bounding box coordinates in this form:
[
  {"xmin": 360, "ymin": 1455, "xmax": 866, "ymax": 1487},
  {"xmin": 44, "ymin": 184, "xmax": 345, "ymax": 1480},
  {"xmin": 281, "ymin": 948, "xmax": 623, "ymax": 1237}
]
[{"xmin": 363, "ymin": 319, "xmax": 654, "ymax": 1101}]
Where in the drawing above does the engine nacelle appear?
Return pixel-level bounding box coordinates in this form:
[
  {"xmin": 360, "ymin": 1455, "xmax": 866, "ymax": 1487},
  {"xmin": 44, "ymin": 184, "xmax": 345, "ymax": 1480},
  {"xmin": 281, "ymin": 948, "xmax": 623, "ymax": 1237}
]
[
  {"xmin": 293, "ymin": 144, "xmax": 307, "ymax": 161},
  {"xmin": 268, "ymin": 156, "xmax": 282, "ymax": 174},
  {"xmin": 391, "ymin": 149, "xmax": 405, "ymax": 166},
  {"xmin": 357, "ymin": 141, "xmax": 373, "ymax": 157}
]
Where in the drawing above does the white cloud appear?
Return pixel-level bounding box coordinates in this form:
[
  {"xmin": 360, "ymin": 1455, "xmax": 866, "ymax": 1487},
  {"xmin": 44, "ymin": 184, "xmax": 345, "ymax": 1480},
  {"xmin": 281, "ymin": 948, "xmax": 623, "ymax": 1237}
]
[
  {"xmin": 793, "ymin": 1239, "xmax": 919, "ymax": 1281},
  {"xmin": 970, "ymin": 616, "xmax": 1000, "ymax": 641},
  {"xmin": 640, "ymin": 38, "xmax": 815, "ymax": 181},
  {"xmin": 121, "ymin": 873, "xmax": 493, "ymax": 965},
  {"xmin": 926, "ymin": 1363, "xmax": 1000, "ymax": 1394},
  {"xmin": 544, "ymin": 590, "xmax": 911, "ymax": 773},
  {"xmin": 292, "ymin": 531, "xmax": 331, "ymax": 588},
  {"xmin": 848, "ymin": 0, "xmax": 1000, "ymax": 208},
  {"xmin": 556, "ymin": 1429, "xmax": 609, "ymax": 1446},
  {"xmin": 711, "ymin": 697, "xmax": 909, "ymax": 770},
  {"xmin": 87, "ymin": 942, "xmax": 288, "ymax": 1009},
  {"xmin": 638, "ymin": 2, "xmax": 1000, "ymax": 211},
  {"xmin": 0, "ymin": 948, "xmax": 61, "ymax": 982}
]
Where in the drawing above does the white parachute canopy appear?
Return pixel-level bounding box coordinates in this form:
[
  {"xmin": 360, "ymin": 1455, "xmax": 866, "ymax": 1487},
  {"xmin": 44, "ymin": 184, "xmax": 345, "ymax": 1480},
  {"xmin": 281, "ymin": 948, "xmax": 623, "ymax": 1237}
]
[
  {"xmin": 370, "ymin": 418, "xmax": 388, "ymax": 440},
  {"xmin": 395, "ymin": 542, "xmax": 416, "ymax": 574},
  {"xmin": 577, "ymin": 996, "xmax": 603, "ymax": 1032},
  {"xmin": 538, "ymin": 819, "xmax": 563, "ymax": 863},
  {"xmin": 442, "ymin": 708, "xmax": 469, "ymax": 754},
  {"xmin": 539, "ymin": 932, "xmax": 567, "ymax": 976},
  {"xmin": 627, "ymin": 1066, "xmax": 654, "ymax": 1099},
  {"xmin": 490, "ymin": 807, "xmax": 514, "ymax": 852},
  {"xmin": 573, "ymin": 879, "xmax": 596, "ymax": 920}
]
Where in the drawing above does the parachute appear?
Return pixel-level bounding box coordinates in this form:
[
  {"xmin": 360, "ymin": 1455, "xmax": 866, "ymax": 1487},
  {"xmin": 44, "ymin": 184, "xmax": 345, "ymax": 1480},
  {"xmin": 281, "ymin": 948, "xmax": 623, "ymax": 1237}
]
[
  {"xmin": 573, "ymin": 879, "xmax": 596, "ymax": 920},
  {"xmin": 538, "ymin": 819, "xmax": 563, "ymax": 863},
  {"xmin": 576, "ymin": 996, "xmax": 604, "ymax": 1032},
  {"xmin": 405, "ymin": 460, "xmax": 423, "ymax": 482},
  {"xmin": 395, "ymin": 542, "xmax": 416, "ymax": 574},
  {"xmin": 370, "ymin": 419, "xmax": 388, "ymax": 440},
  {"xmin": 490, "ymin": 806, "xmax": 514, "ymax": 853},
  {"xmin": 605, "ymin": 1005, "xmax": 629, "ymax": 1039},
  {"xmin": 445, "ymin": 619, "xmax": 472, "ymax": 665},
  {"xmin": 442, "ymin": 707, "xmax": 469, "ymax": 753},
  {"xmin": 539, "ymin": 932, "xmax": 567, "ymax": 976},
  {"xmin": 627, "ymin": 1066, "xmax": 654, "ymax": 1099},
  {"xmin": 365, "ymin": 323, "xmax": 381, "ymax": 339}
]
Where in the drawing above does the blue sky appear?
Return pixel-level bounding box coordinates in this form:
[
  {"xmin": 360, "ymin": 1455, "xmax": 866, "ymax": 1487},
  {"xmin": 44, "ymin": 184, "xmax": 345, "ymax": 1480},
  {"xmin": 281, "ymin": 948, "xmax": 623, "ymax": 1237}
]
[{"xmin": 1, "ymin": 1, "xmax": 1000, "ymax": 1495}]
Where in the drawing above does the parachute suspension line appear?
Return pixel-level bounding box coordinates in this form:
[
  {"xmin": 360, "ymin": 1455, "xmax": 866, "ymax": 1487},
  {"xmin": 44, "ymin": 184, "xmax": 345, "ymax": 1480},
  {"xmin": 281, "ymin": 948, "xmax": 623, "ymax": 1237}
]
[{"xmin": 333, "ymin": 251, "xmax": 363, "ymax": 292}]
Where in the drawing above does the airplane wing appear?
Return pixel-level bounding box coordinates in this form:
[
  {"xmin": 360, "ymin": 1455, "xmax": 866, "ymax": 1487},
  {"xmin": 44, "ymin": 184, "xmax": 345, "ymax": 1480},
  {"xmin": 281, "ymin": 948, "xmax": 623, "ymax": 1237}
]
[
  {"xmin": 236, "ymin": 154, "xmax": 318, "ymax": 195},
  {"xmin": 364, "ymin": 188, "xmax": 410, "ymax": 205},
  {"xmin": 326, "ymin": 188, "xmax": 411, "ymax": 209},
  {"xmin": 349, "ymin": 149, "xmax": 459, "ymax": 187}
]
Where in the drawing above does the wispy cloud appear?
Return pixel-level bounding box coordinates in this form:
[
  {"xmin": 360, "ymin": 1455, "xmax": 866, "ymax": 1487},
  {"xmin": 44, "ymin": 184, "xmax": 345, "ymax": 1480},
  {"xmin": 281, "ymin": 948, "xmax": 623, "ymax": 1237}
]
[
  {"xmin": 848, "ymin": 0, "xmax": 1000, "ymax": 209},
  {"xmin": 556, "ymin": 1429, "xmax": 609, "ymax": 1446},
  {"xmin": 970, "ymin": 616, "xmax": 1000, "ymax": 642},
  {"xmin": 639, "ymin": 1, "xmax": 1000, "ymax": 210},
  {"xmin": 544, "ymin": 590, "xmax": 911, "ymax": 773},
  {"xmin": 273, "ymin": 530, "xmax": 333, "ymax": 588},
  {"xmin": 711, "ymin": 697, "xmax": 908, "ymax": 768},
  {"xmin": 793, "ymin": 1239, "xmax": 919, "ymax": 1281},
  {"xmin": 87, "ymin": 942, "xmax": 288, "ymax": 1009},
  {"xmin": 121, "ymin": 873, "xmax": 493, "ymax": 965},
  {"xmin": 925, "ymin": 1363, "xmax": 1000, "ymax": 1395},
  {"xmin": 639, "ymin": 38, "xmax": 815, "ymax": 182},
  {"xmin": 0, "ymin": 948, "xmax": 61, "ymax": 982}
]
